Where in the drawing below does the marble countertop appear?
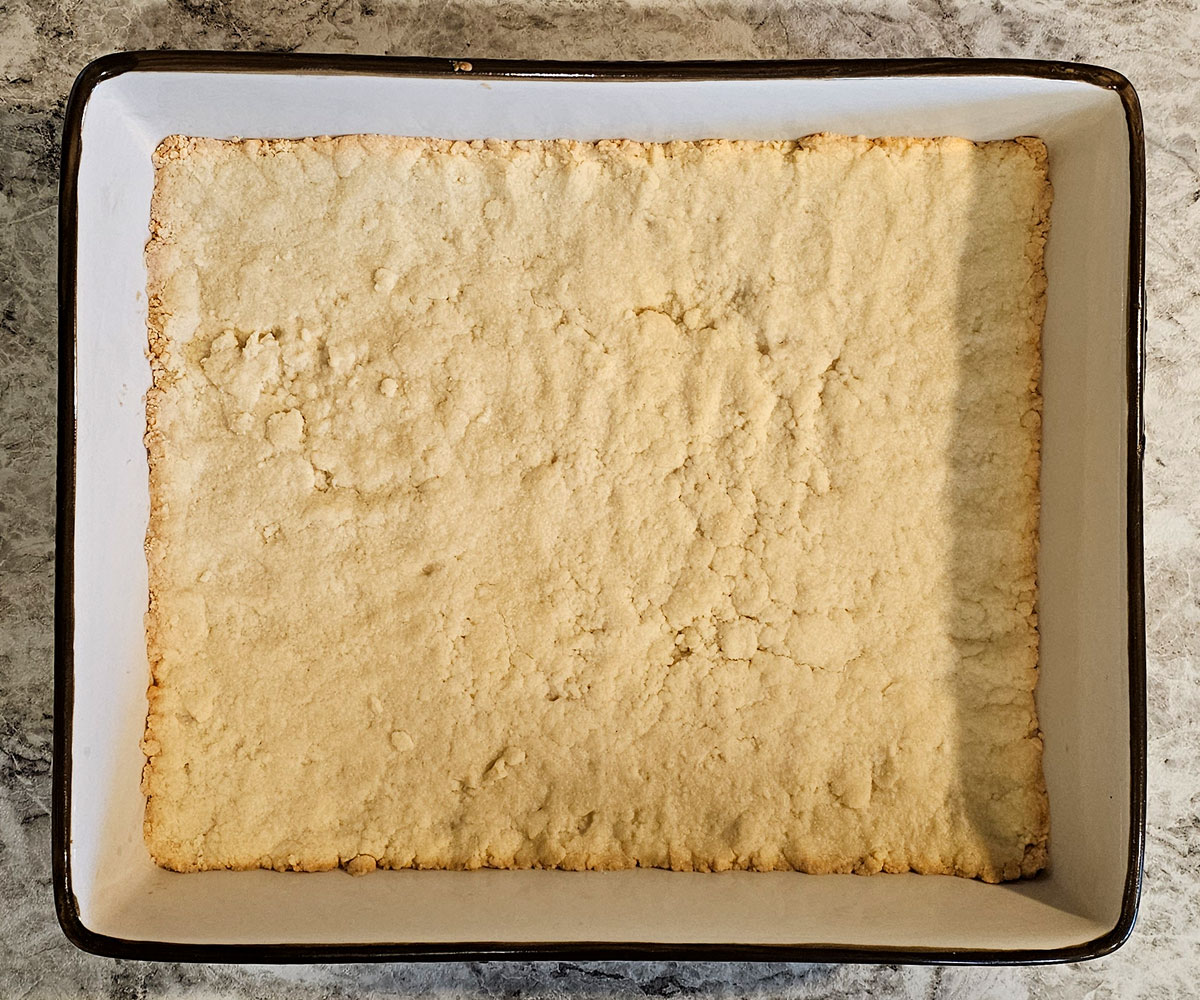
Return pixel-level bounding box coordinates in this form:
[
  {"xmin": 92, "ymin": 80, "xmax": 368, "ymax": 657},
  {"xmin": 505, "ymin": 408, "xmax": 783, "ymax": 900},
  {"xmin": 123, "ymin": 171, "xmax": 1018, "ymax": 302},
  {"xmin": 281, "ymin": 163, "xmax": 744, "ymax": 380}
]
[{"xmin": 2, "ymin": 0, "xmax": 1196, "ymax": 996}]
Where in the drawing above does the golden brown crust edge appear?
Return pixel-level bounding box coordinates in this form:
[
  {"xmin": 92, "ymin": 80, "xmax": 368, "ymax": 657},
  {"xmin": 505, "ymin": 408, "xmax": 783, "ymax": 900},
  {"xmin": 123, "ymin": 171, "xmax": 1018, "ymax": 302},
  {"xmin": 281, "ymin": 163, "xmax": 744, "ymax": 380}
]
[
  {"xmin": 147, "ymin": 843, "xmax": 1048, "ymax": 881},
  {"xmin": 1015, "ymin": 134, "xmax": 1053, "ymax": 882},
  {"xmin": 141, "ymin": 137, "xmax": 196, "ymax": 858}
]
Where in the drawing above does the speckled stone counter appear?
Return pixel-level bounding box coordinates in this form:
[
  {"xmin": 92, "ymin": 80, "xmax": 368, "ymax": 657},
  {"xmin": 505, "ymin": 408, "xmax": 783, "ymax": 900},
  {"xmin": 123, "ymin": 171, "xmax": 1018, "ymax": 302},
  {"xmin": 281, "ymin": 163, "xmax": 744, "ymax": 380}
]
[{"xmin": 2, "ymin": 1, "xmax": 1196, "ymax": 996}]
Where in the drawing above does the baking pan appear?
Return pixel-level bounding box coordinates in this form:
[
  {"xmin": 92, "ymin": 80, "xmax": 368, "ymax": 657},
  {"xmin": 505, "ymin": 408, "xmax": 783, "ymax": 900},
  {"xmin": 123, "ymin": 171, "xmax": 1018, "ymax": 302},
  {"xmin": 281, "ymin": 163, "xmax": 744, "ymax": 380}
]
[{"xmin": 54, "ymin": 51, "xmax": 1145, "ymax": 963}]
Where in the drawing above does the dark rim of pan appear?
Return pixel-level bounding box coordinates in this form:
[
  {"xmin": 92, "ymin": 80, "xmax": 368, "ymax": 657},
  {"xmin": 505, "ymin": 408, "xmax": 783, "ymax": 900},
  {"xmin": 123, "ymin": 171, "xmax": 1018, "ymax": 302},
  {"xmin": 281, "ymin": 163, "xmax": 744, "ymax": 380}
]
[{"xmin": 53, "ymin": 51, "xmax": 1147, "ymax": 965}]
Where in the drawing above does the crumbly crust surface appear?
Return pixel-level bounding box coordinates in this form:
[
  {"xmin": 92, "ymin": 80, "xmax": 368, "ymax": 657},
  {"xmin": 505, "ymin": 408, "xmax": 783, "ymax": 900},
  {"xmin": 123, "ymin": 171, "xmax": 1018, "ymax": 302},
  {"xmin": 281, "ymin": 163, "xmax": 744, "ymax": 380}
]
[{"xmin": 142, "ymin": 133, "xmax": 1050, "ymax": 881}]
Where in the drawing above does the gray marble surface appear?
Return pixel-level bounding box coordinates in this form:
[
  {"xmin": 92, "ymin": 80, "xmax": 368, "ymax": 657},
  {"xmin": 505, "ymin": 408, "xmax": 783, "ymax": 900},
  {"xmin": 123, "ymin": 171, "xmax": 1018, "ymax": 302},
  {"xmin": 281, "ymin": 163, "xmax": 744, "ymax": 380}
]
[{"xmin": 2, "ymin": 0, "xmax": 1197, "ymax": 996}]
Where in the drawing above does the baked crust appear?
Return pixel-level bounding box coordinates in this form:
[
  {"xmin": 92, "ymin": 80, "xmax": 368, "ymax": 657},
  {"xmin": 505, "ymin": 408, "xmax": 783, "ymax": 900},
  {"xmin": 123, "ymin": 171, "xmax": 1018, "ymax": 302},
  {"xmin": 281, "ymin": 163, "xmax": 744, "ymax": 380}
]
[{"xmin": 142, "ymin": 133, "xmax": 1050, "ymax": 881}]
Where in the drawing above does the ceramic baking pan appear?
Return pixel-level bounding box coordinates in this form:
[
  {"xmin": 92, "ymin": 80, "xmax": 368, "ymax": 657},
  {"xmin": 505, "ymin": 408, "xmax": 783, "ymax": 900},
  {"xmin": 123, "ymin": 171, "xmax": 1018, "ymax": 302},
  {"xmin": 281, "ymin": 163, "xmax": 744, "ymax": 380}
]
[{"xmin": 54, "ymin": 52, "xmax": 1145, "ymax": 963}]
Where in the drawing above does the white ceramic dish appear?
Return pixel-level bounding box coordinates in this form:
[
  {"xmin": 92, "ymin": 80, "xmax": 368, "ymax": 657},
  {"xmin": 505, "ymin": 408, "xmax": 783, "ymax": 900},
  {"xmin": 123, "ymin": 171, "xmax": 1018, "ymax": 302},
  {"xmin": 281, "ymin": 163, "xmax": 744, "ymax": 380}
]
[{"xmin": 54, "ymin": 53, "xmax": 1145, "ymax": 963}]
